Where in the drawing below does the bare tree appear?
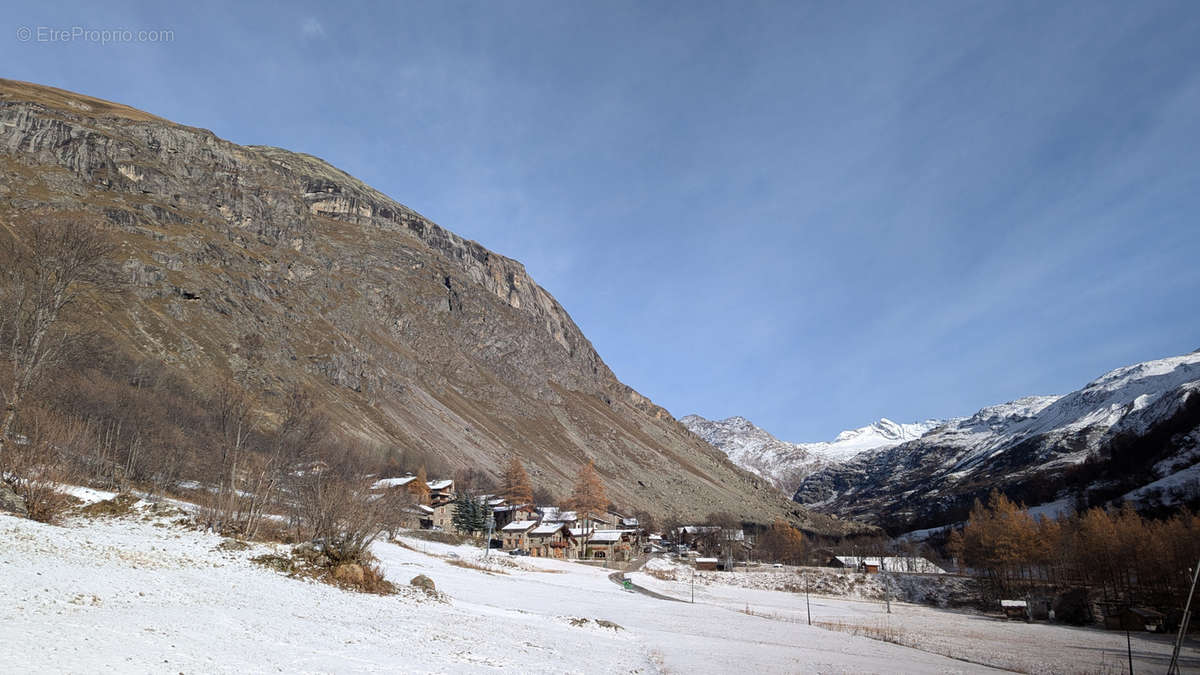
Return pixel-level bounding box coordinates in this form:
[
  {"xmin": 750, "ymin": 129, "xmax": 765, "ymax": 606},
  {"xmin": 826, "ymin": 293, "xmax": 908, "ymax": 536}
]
[{"xmin": 0, "ymin": 218, "xmax": 116, "ymax": 464}]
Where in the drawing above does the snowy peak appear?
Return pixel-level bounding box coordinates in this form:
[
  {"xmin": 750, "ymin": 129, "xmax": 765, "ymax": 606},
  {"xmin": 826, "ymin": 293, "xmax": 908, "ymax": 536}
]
[
  {"xmin": 792, "ymin": 350, "xmax": 1200, "ymax": 532},
  {"xmin": 681, "ymin": 414, "xmax": 944, "ymax": 493}
]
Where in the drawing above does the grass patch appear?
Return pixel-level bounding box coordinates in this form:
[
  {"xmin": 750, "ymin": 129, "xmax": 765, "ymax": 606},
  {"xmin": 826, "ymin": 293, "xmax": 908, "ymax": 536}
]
[
  {"xmin": 76, "ymin": 493, "xmax": 140, "ymax": 519},
  {"xmin": 446, "ymin": 557, "xmax": 508, "ymax": 575},
  {"xmin": 403, "ymin": 529, "xmax": 472, "ymax": 546}
]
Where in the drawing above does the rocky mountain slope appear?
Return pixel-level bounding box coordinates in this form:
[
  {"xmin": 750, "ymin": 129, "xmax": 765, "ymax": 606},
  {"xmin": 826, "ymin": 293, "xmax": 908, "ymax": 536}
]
[
  {"xmin": 0, "ymin": 79, "xmax": 865, "ymax": 534},
  {"xmin": 793, "ymin": 351, "xmax": 1200, "ymax": 532},
  {"xmin": 680, "ymin": 414, "xmax": 940, "ymax": 493}
]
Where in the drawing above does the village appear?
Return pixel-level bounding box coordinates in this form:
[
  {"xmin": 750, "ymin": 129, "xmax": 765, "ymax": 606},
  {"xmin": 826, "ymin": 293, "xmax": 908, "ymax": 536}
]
[{"xmin": 368, "ymin": 458, "xmax": 949, "ymax": 576}]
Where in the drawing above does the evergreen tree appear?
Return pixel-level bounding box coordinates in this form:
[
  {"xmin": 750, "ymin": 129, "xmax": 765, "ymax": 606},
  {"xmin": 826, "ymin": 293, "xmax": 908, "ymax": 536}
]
[
  {"xmin": 451, "ymin": 491, "xmax": 486, "ymax": 535},
  {"xmin": 501, "ymin": 456, "xmax": 534, "ymax": 505}
]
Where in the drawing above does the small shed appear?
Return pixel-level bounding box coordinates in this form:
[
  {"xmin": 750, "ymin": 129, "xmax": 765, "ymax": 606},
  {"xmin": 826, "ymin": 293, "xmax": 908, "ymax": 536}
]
[
  {"xmin": 1001, "ymin": 600, "xmax": 1029, "ymax": 620},
  {"xmin": 696, "ymin": 557, "xmax": 719, "ymax": 571},
  {"xmin": 1106, "ymin": 607, "xmax": 1166, "ymax": 633}
]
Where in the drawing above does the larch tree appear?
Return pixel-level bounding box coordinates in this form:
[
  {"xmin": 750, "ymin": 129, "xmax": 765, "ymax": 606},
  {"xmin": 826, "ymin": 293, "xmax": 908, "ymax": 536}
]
[
  {"xmin": 501, "ymin": 455, "xmax": 533, "ymax": 505},
  {"xmin": 568, "ymin": 459, "xmax": 607, "ymax": 531},
  {"xmin": 410, "ymin": 465, "xmax": 431, "ymax": 506},
  {"xmin": 758, "ymin": 518, "xmax": 806, "ymax": 564}
]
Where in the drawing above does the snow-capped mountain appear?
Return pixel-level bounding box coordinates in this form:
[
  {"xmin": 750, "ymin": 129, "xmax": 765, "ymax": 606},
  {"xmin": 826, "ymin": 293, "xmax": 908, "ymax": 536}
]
[
  {"xmin": 680, "ymin": 414, "xmax": 943, "ymax": 493},
  {"xmin": 793, "ymin": 351, "xmax": 1200, "ymax": 532}
]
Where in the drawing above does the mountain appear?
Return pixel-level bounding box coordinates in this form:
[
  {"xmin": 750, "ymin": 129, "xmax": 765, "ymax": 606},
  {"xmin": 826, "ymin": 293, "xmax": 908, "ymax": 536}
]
[
  {"xmin": 0, "ymin": 79, "xmax": 868, "ymax": 535},
  {"xmin": 793, "ymin": 351, "xmax": 1200, "ymax": 532},
  {"xmin": 680, "ymin": 414, "xmax": 942, "ymax": 493}
]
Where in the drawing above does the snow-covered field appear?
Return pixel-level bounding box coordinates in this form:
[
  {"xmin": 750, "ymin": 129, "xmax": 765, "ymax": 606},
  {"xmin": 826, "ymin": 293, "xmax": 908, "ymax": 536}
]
[
  {"xmin": 2, "ymin": 499, "xmax": 1007, "ymax": 674},
  {"xmin": 631, "ymin": 560, "xmax": 1200, "ymax": 674}
]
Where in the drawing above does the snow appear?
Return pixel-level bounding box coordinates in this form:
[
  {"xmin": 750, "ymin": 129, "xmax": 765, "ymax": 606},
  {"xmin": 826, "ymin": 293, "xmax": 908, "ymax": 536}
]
[
  {"xmin": 681, "ymin": 414, "xmax": 944, "ymax": 493},
  {"xmin": 530, "ymin": 523, "xmax": 563, "ymax": 535},
  {"xmin": 0, "ymin": 504, "xmax": 1040, "ymax": 673},
  {"xmin": 1122, "ymin": 462, "xmax": 1200, "ymax": 505},
  {"xmin": 630, "ymin": 559, "xmax": 1199, "ymax": 674}
]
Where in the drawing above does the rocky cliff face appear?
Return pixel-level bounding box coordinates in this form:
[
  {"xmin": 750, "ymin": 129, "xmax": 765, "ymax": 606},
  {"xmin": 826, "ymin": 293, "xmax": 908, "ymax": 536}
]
[{"xmin": 0, "ymin": 79, "xmax": 869, "ymax": 534}]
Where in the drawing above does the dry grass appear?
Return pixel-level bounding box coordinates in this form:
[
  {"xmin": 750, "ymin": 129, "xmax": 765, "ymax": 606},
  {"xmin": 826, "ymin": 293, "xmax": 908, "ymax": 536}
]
[
  {"xmin": 446, "ymin": 557, "xmax": 508, "ymax": 575},
  {"xmin": 813, "ymin": 619, "xmax": 909, "ymax": 645},
  {"xmin": 76, "ymin": 493, "xmax": 141, "ymax": 519},
  {"xmin": 0, "ymin": 78, "xmax": 168, "ymax": 123}
]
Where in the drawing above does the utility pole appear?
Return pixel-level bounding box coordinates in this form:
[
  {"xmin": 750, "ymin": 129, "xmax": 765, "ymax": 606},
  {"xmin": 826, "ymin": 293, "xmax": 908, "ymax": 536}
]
[
  {"xmin": 805, "ymin": 574, "xmax": 812, "ymax": 626},
  {"xmin": 1168, "ymin": 559, "xmax": 1200, "ymax": 675},
  {"xmin": 691, "ymin": 565, "xmax": 695, "ymax": 604},
  {"xmin": 483, "ymin": 511, "xmax": 495, "ymax": 558}
]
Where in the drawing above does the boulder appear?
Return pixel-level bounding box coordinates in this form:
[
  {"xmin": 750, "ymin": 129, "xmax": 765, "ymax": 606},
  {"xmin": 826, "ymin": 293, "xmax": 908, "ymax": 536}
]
[
  {"xmin": 0, "ymin": 483, "xmax": 28, "ymax": 518},
  {"xmin": 332, "ymin": 563, "xmax": 364, "ymax": 585},
  {"xmin": 410, "ymin": 574, "xmax": 436, "ymax": 593}
]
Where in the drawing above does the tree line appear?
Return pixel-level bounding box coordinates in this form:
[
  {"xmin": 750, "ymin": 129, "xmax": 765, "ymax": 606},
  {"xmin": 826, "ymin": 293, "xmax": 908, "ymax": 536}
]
[{"xmin": 950, "ymin": 490, "xmax": 1200, "ymax": 613}]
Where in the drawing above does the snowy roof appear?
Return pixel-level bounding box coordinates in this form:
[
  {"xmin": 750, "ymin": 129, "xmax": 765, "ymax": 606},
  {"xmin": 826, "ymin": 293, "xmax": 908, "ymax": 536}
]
[
  {"xmin": 530, "ymin": 523, "xmax": 563, "ymax": 536},
  {"xmin": 587, "ymin": 531, "xmax": 622, "ymax": 543},
  {"xmin": 501, "ymin": 520, "xmax": 537, "ymax": 532},
  {"xmin": 372, "ymin": 476, "xmax": 416, "ymax": 489},
  {"xmin": 487, "ymin": 498, "xmax": 506, "ymax": 506},
  {"xmin": 620, "ymin": 517, "xmax": 639, "ymax": 527},
  {"xmin": 677, "ymin": 525, "xmax": 719, "ymax": 534},
  {"xmin": 427, "ymin": 479, "xmax": 453, "ymax": 491},
  {"xmin": 1000, "ymin": 600, "xmax": 1027, "ymax": 608},
  {"xmin": 648, "ymin": 534, "xmax": 662, "ymax": 540},
  {"xmin": 696, "ymin": 558, "xmax": 719, "ymax": 563},
  {"xmin": 493, "ymin": 504, "xmax": 532, "ymax": 513},
  {"xmin": 539, "ymin": 507, "xmax": 577, "ymax": 522}
]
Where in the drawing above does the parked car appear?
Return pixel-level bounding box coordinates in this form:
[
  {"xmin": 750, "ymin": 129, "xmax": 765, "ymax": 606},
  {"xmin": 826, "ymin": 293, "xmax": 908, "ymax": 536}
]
[{"xmin": 508, "ymin": 548, "xmax": 529, "ymax": 556}]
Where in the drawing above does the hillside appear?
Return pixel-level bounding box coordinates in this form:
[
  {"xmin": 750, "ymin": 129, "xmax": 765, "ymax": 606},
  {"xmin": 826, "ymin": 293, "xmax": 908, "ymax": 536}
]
[
  {"xmin": 0, "ymin": 79, "xmax": 863, "ymax": 534},
  {"xmin": 792, "ymin": 351, "xmax": 1200, "ymax": 532}
]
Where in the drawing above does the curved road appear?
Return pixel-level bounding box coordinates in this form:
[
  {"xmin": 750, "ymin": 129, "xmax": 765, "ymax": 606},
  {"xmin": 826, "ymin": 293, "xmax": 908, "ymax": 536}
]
[{"xmin": 606, "ymin": 556, "xmax": 688, "ymax": 603}]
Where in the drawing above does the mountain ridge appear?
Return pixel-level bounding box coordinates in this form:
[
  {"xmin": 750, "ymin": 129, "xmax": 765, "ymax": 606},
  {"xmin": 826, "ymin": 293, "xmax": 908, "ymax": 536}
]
[{"xmin": 0, "ymin": 78, "xmax": 868, "ymax": 535}]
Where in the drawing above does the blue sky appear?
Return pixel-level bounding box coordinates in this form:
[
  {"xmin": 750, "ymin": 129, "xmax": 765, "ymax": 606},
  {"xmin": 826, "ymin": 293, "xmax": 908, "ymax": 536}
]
[{"xmin": 5, "ymin": 1, "xmax": 1199, "ymax": 441}]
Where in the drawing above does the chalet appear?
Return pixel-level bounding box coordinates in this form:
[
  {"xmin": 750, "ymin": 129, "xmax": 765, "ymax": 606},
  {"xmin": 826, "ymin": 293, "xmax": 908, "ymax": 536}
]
[
  {"xmin": 492, "ymin": 503, "xmax": 537, "ymax": 529},
  {"xmin": 582, "ymin": 529, "xmax": 636, "ymax": 562},
  {"xmin": 1001, "ymin": 600, "xmax": 1029, "ymax": 620},
  {"xmin": 528, "ymin": 522, "xmax": 570, "ymax": 559},
  {"xmin": 427, "ymin": 479, "xmax": 455, "ymax": 506},
  {"xmin": 430, "ymin": 502, "xmax": 455, "ymax": 531},
  {"xmin": 500, "ymin": 520, "xmax": 537, "ymax": 550},
  {"xmin": 538, "ymin": 507, "xmax": 578, "ymax": 524},
  {"xmin": 696, "ymin": 558, "xmax": 719, "ymax": 571},
  {"xmin": 396, "ymin": 504, "xmax": 435, "ymax": 530}
]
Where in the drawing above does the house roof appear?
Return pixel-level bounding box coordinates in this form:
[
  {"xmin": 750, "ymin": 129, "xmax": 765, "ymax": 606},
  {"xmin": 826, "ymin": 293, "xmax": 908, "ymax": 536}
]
[
  {"xmin": 371, "ymin": 476, "xmax": 416, "ymax": 489},
  {"xmin": 587, "ymin": 531, "xmax": 622, "ymax": 543},
  {"xmin": 1000, "ymin": 600, "xmax": 1028, "ymax": 608},
  {"xmin": 501, "ymin": 520, "xmax": 537, "ymax": 532},
  {"xmin": 530, "ymin": 523, "xmax": 563, "ymax": 536},
  {"xmin": 538, "ymin": 507, "xmax": 577, "ymax": 522},
  {"xmin": 427, "ymin": 479, "xmax": 453, "ymax": 491},
  {"xmin": 696, "ymin": 557, "xmax": 719, "ymax": 563}
]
